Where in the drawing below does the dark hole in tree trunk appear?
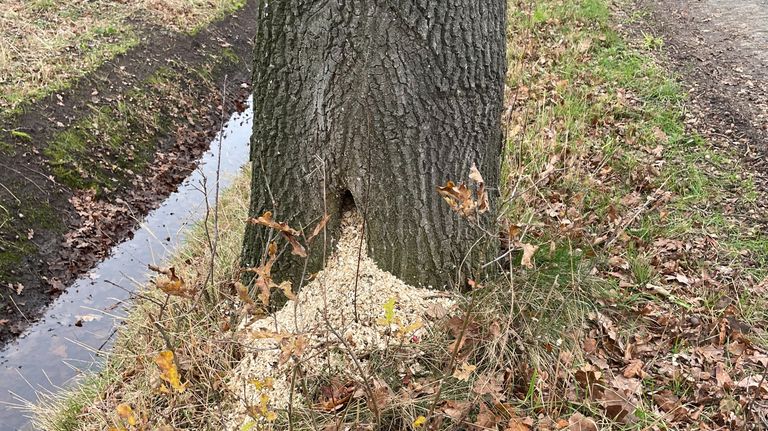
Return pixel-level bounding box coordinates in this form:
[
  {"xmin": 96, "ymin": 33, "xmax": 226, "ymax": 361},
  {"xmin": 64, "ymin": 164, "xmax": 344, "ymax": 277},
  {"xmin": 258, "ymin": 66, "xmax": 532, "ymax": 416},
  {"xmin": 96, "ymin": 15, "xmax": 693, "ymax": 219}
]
[{"xmin": 339, "ymin": 189, "xmax": 356, "ymax": 214}]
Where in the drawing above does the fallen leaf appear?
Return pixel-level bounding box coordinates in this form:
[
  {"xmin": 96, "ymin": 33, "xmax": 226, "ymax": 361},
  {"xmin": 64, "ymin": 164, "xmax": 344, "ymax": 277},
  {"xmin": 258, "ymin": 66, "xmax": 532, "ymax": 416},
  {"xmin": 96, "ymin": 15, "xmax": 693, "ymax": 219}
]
[
  {"xmin": 715, "ymin": 362, "xmax": 734, "ymax": 390},
  {"xmin": 520, "ymin": 243, "xmax": 539, "ymax": 269},
  {"xmin": 474, "ymin": 402, "xmax": 500, "ymax": 430},
  {"xmin": 452, "ymin": 362, "xmax": 477, "ymax": 381},
  {"xmin": 155, "ymin": 350, "xmax": 186, "ymax": 393},
  {"xmin": 599, "ymin": 388, "xmax": 635, "ymax": 423},
  {"xmin": 568, "ymin": 412, "xmax": 597, "ymax": 431},
  {"xmin": 317, "ymin": 380, "xmax": 355, "ymax": 412},
  {"xmin": 623, "ymin": 359, "xmax": 644, "ymax": 379},
  {"xmin": 506, "ymin": 416, "xmax": 533, "ymax": 431},
  {"xmin": 441, "ymin": 400, "xmax": 472, "ymax": 423},
  {"xmin": 412, "ymin": 416, "xmax": 427, "ymax": 428},
  {"xmin": 653, "ymin": 389, "xmax": 689, "ymax": 422},
  {"xmin": 116, "ymin": 403, "xmax": 137, "ymax": 426},
  {"xmin": 473, "ymin": 373, "xmax": 505, "ymax": 401}
]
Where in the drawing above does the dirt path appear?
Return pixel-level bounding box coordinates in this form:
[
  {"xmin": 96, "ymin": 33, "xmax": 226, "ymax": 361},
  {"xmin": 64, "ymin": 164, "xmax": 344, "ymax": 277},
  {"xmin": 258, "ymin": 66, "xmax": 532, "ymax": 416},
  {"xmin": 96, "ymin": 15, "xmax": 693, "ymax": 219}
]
[
  {"xmin": 0, "ymin": 2, "xmax": 257, "ymax": 346},
  {"xmin": 633, "ymin": 0, "xmax": 768, "ymax": 171}
]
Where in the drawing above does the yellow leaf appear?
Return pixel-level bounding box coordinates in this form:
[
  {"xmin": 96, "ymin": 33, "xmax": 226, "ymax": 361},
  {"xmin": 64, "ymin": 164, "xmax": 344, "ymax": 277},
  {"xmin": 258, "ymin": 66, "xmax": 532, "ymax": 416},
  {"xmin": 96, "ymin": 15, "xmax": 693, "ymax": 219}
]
[
  {"xmin": 381, "ymin": 297, "xmax": 396, "ymax": 325},
  {"xmin": 250, "ymin": 377, "xmax": 275, "ymax": 390},
  {"xmin": 149, "ymin": 265, "xmax": 192, "ymax": 298},
  {"xmin": 452, "ymin": 362, "xmax": 477, "ymax": 382},
  {"xmin": 155, "ymin": 350, "xmax": 186, "ymax": 393},
  {"xmin": 116, "ymin": 403, "xmax": 137, "ymax": 426},
  {"xmin": 413, "ymin": 415, "xmax": 427, "ymax": 428},
  {"xmin": 397, "ymin": 319, "xmax": 424, "ymax": 338},
  {"xmin": 257, "ymin": 393, "xmax": 277, "ymax": 421}
]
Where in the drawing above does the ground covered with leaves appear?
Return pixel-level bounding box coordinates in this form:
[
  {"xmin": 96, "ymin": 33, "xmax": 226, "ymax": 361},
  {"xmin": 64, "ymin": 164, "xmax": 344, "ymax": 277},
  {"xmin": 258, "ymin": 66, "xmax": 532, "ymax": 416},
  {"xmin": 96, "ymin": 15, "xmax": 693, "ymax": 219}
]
[{"xmin": 35, "ymin": 0, "xmax": 768, "ymax": 430}]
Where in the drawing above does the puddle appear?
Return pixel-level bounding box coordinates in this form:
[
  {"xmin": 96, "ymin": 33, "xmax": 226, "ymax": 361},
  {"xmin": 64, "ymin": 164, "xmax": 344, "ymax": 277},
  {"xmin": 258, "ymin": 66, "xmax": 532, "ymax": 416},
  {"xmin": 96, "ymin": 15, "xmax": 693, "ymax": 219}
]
[{"xmin": 0, "ymin": 98, "xmax": 253, "ymax": 431}]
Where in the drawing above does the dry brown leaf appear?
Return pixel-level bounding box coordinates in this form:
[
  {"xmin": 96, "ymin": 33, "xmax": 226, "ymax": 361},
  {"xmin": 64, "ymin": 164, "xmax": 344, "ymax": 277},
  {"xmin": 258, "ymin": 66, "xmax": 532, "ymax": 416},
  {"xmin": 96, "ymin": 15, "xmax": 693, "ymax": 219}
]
[
  {"xmin": 235, "ymin": 282, "xmax": 255, "ymax": 306},
  {"xmin": 473, "ymin": 402, "xmax": 500, "ymax": 430},
  {"xmin": 248, "ymin": 211, "xmax": 299, "ymax": 236},
  {"xmin": 278, "ymin": 281, "xmax": 296, "ymax": 300},
  {"xmin": 307, "ymin": 213, "xmax": 331, "ymax": 242},
  {"xmin": 469, "ymin": 163, "xmax": 489, "ymax": 214},
  {"xmin": 317, "ymin": 380, "xmax": 355, "ymax": 412},
  {"xmin": 599, "ymin": 388, "xmax": 635, "ymax": 423},
  {"xmin": 149, "ymin": 265, "xmax": 193, "ymax": 298},
  {"xmin": 248, "ymin": 211, "xmax": 307, "ymax": 257},
  {"xmin": 278, "ymin": 334, "xmax": 308, "ymax": 365},
  {"xmin": 442, "ymin": 400, "xmax": 472, "ymax": 423},
  {"xmin": 506, "ymin": 416, "xmax": 533, "ymax": 431},
  {"xmin": 520, "ymin": 243, "xmax": 539, "ymax": 269},
  {"xmin": 285, "ymin": 234, "xmax": 308, "ymax": 257},
  {"xmin": 715, "ymin": 362, "xmax": 734, "ymax": 390},
  {"xmin": 437, "ymin": 180, "xmax": 476, "ymax": 217},
  {"xmin": 452, "ymin": 362, "xmax": 477, "ymax": 381},
  {"xmin": 473, "ymin": 373, "xmax": 505, "ymax": 401},
  {"xmin": 567, "ymin": 412, "xmax": 598, "ymax": 431},
  {"xmin": 623, "ymin": 359, "xmax": 644, "ymax": 378},
  {"xmin": 652, "ymin": 389, "xmax": 689, "ymax": 422}
]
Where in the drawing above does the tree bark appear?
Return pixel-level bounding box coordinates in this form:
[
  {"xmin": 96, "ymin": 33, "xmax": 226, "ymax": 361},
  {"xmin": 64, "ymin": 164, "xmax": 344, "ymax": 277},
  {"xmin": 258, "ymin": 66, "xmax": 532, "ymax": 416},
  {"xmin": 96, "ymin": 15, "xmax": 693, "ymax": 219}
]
[{"xmin": 243, "ymin": 0, "xmax": 507, "ymax": 289}]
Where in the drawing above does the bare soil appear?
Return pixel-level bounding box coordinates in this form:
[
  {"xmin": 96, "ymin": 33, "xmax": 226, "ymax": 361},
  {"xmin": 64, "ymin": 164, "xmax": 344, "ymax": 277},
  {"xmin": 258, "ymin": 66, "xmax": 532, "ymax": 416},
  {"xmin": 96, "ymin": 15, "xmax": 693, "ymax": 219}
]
[
  {"xmin": 631, "ymin": 0, "xmax": 768, "ymax": 177},
  {"xmin": 0, "ymin": 1, "xmax": 257, "ymax": 346}
]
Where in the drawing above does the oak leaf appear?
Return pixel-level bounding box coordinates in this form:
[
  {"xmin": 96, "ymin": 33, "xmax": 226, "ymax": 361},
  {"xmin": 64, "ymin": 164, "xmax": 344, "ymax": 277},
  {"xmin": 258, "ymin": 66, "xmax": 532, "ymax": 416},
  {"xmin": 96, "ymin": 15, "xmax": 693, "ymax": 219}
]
[
  {"xmin": 452, "ymin": 362, "xmax": 477, "ymax": 381},
  {"xmin": 568, "ymin": 412, "xmax": 598, "ymax": 431},
  {"xmin": 248, "ymin": 211, "xmax": 307, "ymax": 257},
  {"xmin": 149, "ymin": 265, "xmax": 192, "ymax": 298},
  {"xmin": 116, "ymin": 403, "xmax": 137, "ymax": 426},
  {"xmin": 520, "ymin": 243, "xmax": 539, "ymax": 269},
  {"xmin": 155, "ymin": 350, "xmax": 186, "ymax": 393}
]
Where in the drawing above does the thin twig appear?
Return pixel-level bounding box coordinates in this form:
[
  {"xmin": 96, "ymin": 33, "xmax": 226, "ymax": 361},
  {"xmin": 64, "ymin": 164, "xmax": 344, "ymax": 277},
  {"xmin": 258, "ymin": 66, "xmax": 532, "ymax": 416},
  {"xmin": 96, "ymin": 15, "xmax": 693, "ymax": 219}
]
[
  {"xmin": 322, "ymin": 313, "xmax": 381, "ymax": 423},
  {"xmin": 427, "ymin": 283, "xmax": 480, "ymax": 421}
]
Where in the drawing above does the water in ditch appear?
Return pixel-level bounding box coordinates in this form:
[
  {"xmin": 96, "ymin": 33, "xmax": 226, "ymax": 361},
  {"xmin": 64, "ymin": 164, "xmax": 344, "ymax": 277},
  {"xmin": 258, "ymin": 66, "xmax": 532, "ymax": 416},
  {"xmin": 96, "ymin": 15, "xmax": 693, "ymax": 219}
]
[{"xmin": 0, "ymin": 98, "xmax": 253, "ymax": 431}]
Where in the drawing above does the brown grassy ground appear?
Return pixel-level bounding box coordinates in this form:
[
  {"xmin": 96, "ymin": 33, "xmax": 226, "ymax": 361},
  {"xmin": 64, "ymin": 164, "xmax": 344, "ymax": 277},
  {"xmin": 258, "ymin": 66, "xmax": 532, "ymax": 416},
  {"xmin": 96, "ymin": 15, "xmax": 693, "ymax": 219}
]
[{"xmin": 0, "ymin": 0, "xmax": 244, "ymax": 112}]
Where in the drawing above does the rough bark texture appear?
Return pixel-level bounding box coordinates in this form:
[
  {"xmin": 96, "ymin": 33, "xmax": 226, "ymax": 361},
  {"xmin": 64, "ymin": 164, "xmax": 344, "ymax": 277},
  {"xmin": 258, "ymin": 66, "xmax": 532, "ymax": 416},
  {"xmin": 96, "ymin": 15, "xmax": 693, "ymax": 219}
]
[{"xmin": 243, "ymin": 0, "xmax": 507, "ymax": 289}]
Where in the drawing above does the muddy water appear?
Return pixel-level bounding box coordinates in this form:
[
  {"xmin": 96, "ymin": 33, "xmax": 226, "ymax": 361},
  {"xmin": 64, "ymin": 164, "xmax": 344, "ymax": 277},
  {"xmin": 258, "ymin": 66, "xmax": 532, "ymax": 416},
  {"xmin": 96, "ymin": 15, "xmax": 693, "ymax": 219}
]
[
  {"xmin": 703, "ymin": 0, "xmax": 768, "ymax": 63},
  {"xmin": 0, "ymin": 99, "xmax": 253, "ymax": 431}
]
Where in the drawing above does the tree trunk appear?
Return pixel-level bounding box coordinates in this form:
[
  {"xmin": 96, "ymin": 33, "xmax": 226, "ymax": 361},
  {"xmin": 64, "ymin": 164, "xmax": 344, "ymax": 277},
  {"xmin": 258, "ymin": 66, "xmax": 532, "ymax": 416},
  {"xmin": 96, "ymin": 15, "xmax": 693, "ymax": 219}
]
[{"xmin": 242, "ymin": 0, "xmax": 507, "ymax": 289}]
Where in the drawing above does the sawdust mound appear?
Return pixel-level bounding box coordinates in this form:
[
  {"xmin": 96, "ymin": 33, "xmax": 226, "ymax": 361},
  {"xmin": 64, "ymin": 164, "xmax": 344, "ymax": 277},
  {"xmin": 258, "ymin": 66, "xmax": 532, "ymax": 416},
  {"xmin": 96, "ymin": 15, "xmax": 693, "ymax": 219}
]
[{"xmin": 224, "ymin": 211, "xmax": 453, "ymax": 429}]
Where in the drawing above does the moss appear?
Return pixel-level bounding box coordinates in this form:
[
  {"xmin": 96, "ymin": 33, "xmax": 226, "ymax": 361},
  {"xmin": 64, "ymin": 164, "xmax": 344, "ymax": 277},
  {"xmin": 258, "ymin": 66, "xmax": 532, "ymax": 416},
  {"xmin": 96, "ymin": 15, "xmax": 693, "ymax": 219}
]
[
  {"xmin": 0, "ymin": 140, "xmax": 15, "ymax": 156},
  {"xmin": 219, "ymin": 47, "xmax": 240, "ymax": 65},
  {"xmin": 0, "ymin": 236, "xmax": 35, "ymax": 281},
  {"xmin": 44, "ymin": 68, "xmax": 176, "ymax": 191}
]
